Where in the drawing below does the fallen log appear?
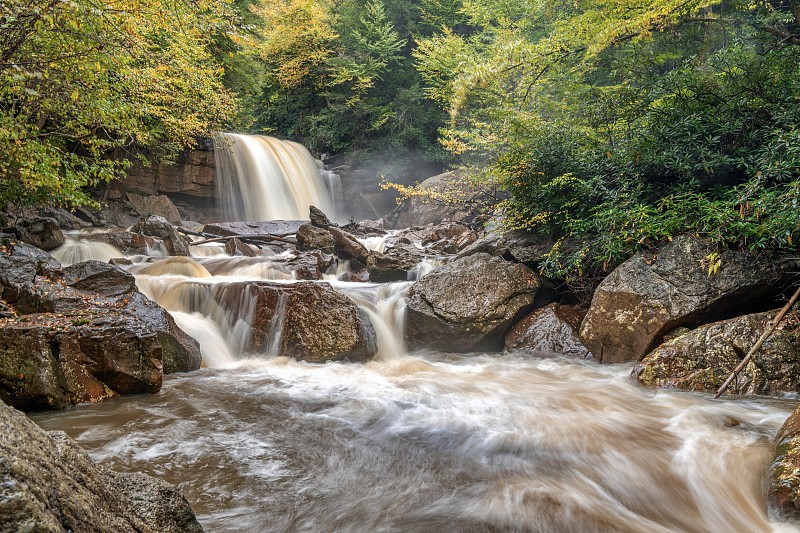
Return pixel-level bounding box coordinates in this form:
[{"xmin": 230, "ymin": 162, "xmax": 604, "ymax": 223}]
[{"xmin": 188, "ymin": 234, "xmax": 297, "ymax": 246}]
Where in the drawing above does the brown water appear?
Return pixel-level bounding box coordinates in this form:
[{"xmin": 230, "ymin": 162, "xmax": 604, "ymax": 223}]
[{"xmin": 39, "ymin": 245, "xmax": 800, "ymax": 533}]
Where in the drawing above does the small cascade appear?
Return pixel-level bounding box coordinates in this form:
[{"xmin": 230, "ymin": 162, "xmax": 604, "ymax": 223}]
[
  {"xmin": 214, "ymin": 133, "xmax": 338, "ymax": 222},
  {"xmin": 51, "ymin": 238, "xmax": 123, "ymax": 266},
  {"xmin": 333, "ymin": 282, "xmax": 411, "ymax": 361}
]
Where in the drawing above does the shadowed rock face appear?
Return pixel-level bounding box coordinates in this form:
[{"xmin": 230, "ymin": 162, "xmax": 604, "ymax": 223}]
[
  {"xmin": 632, "ymin": 311, "xmax": 800, "ymax": 396},
  {"xmin": 505, "ymin": 303, "xmax": 590, "ymax": 359},
  {"xmin": 0, "ymin": 399, "xmax": 203, "ymax": 532},
  {"xmin": 406, "ymin": 253, "xmax": 540, "ymax": 352},
  {"xmin": 216, "ymin": 281, "xmax": 376, "ymax": 363},
  {"xmin": 9, "ymin": 217, "xmax": 65, "ymax": 251},
  {"xmin": 0, "ymin": 240, "xmax": 200, "ymax": 411},
  {"xmin": 580, "ymin": 236, "xmax": 786, "ymax": 364}
]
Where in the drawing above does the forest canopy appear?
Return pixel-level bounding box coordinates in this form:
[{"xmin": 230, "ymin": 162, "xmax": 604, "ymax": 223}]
[{"xmin": 0, "ymin": 0, "xmax": 798, "ymax": 280}]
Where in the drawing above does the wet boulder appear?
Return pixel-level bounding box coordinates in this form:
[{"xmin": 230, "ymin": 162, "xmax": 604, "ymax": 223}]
[
  {"xmin": 770, "ymin": 405, "xmax": 800, "ymax": 518},
  {"xmin": 505, "ymin": 303, "xmax": 591, "ymax": 358},
  {"xmin": 406, "ymin": 253, "xmax": 540, "ymax": 352},
  {"xmin": 296, "ymin": 223, "xmax": 335, "ymax": 255},
  {"xmin": 203, "ymin": 220, "xmax": 304, "ymax": 238},
  {"xmin": 0, "ymin": 314, "xmax": 162, "ymax": 411},
  {"xmin": 132, "ymin": 215, "xmax": 190, "ymax": 256},
  {"xmin": 366, "ymin": 243, "xmax": 426, "ymax": 282},
  {"xmin": 309, "ymin": 205, "xmax": 336, "ymax": 228},
  {"xmin": 216, "ymin": 281, "xmax": 376, "ymax": 363},
  {"xmin": 632, "ymin": 311, "xmax": 800, "ymax": 396},
  {"xmin": 0, "ymin": 244, "xmax": 201, "ymax": 409},
  {"xmin": 580, "ymin": 236, "xmax": 786, "ymax": 363},
  {"xmin": 0, "ymin": 399, "xmax": 203, "ymax": 532},
  {"xmin": 9, "ymin": 217, "xmax": 65, "ymax": 251},
  {"xmin": 329, "ymin": 226, "xmax": 370, "ymax": 264}
]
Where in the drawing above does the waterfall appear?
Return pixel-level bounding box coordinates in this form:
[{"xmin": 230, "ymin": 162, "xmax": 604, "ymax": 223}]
[{"xmin": 213, "ymin": 133, "xmax": 340, "ymax": 221}]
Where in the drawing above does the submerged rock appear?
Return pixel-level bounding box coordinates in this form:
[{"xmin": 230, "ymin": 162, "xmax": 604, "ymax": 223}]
[
  {"xmin": 505, "ymin": 303, "xmax": 590, "ymax": 358},
  {"xmin": 632, "ymin": 311, "xmax": 800, "ymax": 396},
  {"xmin": 770, "ymin": 406, "xmax": 800, "ymax": 518},
  {"xmin": 0, "ymin": 399, "xmax": 203, "ymax": 532},
  {"xmin": 216, "ymin": 281, "xmax": 376, "ymax": 363},
  {"xmin": 580, "ymin": 236, "xmax": 786, "ymax": 363},
  {"xmin": 406, "ymin": 253, "xmax": 540, "ymax": 352}
]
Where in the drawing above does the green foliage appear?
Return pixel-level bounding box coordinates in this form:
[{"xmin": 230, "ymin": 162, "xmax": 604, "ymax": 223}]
[
  {"xmin": 252, "ymin": 0, "xmax": 448, "ymax": 162},
  {"xmin": 412, "ymin": 0, "xmax": 800, "ymax": 284},
  {"xmin": 0, "ymin": 0, "xmax": 238, "ymax": 208}
]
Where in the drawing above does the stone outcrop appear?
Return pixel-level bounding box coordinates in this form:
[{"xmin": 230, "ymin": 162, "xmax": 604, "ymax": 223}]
[
  {"xmin": 406, "ymin": 253, "xmax": 540, "ymax": 352},
  {"xmin": 505, "ymin": 303, "xmax": 590, "ymax": 358},
  {"xmin": 579, "ymin": 236, "xmax": 786, "ymax": 363},
  {"xmin": 632, "ymin": 310, "xmax": 800, "ymax": 395},
  {"xmin": 770, "ymin": 405, "xmax": 800, "ymax": 518},
  {"xmin": 127, "ymin": 193, "xmax": 182, "ymax": 224},
  {"xmin": 0, "ymin": 240, "xmax": 201, "ymax": 410},
  {"xmin": 328, "ymin": 227, "xmax": 370, "ymax": 264},
  {"xmin": 8, "ymin": 217, "xmax": 65, "ymax": 251},
  {"xmin": 216, "ymin": 281, "xmax": 376, "ymax": 363},
  {"xmin": 0, "ymin": 399, "xmax": 203, "ymax": 532}
]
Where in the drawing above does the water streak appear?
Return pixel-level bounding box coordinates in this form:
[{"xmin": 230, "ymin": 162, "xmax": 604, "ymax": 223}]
[{"xmin": 214, "ymin": 133, "xmax": 337, "ymax": 221}]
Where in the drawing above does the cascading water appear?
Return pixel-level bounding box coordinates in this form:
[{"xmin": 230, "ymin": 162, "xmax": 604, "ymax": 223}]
[
  {"xmin": 33, "ymin": 151, "xmax": 800, "ymax": 532},
  {"xmin": 213, "ymin": 133, "xmax": 339, "ymax": 221}
]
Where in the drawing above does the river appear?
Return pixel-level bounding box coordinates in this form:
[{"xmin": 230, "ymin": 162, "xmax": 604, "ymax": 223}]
[{"xmin": 37, "ymin": 245, "xmax": 800, "ymax": 533}]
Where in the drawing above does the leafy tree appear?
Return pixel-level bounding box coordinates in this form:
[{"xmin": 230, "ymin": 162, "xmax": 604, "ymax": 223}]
[{"xmin": 0, "ymin": 0, "xmax": 238, "ymax": 207}]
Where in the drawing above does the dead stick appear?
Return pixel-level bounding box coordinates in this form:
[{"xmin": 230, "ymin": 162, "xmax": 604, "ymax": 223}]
[
  {"xmin": 714, "ymin": 285, "xmax": 800, "ymax": 398},
  {"xmin": 189, "ymin": 234, "xmax": 297, "ymax": 246}
]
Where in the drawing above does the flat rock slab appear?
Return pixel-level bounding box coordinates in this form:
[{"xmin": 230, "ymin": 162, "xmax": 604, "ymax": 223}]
[{"xmin": 203, "ymin": 220, "xmax": 305, "ymax": 237}]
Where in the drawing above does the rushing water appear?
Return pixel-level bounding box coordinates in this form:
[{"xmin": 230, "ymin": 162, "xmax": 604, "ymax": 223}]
[
  {"xmin": 213, "ymin": 133, "xmax": 339, "ymax": 222},
  {"xmin": 34, "ymin": 242, "xmax": 800, "ymax": 532}
]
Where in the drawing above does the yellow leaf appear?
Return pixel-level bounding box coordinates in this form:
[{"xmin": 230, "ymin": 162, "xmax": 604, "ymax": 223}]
[{"xmin": 71, "ymin": 90, "xmax": 80, "ymax": 101}]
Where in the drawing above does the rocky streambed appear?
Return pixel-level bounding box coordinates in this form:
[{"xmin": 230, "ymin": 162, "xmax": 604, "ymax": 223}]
[{"xmin": 2, "ymin": 200, "xmax": 800, "ymax": 530}]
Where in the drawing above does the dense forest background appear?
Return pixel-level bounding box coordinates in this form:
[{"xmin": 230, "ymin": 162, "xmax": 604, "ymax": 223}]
[{"xmin": 1, "ymin": 0, "xmax": 798, "ymax": 281}]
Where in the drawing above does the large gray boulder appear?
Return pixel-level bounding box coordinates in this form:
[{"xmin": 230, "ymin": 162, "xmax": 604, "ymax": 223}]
[
  {"xmin": 632, "ymin": 310, "xmax": 800, "ymax": 396},
  {"xmin": 580, "ymin": 236, "xmax": 786, "ymax": 363},
  {"xmin": 0, "ymin": 399, "xmax": 203, "ymax": 532},
  {"xmin": 505, "ymin": 303, "xmax": 590, "ymax": 358},
  {"xmin": 127, "ymin": 193, "xmax": 182, "ymax": 224},
  {"xmin": 406, "ymin": 253, "xmax": 540, "ymax": 351},
  {"xmin": 366, "ymin": 243, "xmax": 426, "ymax": 282},
  {"xmin": 9, "ymin": 217, "xmax": 65, "ymax": 251},
  {"xmin": 215, "ymin": 281, "xmax": 376, "ymax": 363}
]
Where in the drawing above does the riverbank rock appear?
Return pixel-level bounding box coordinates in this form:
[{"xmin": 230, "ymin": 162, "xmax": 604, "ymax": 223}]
[
  {"xmin": 0, "ymin": 241, "xmax": 200, "ymax": 410},
  {"xmin": 631, "ymin": 311, "xmax": 800, "ymax": 395},
  {"xmin": 216, "ymin": 281, "xmax": 376, "ymax": 363},
  {"xmin": 770, "ymin": 405, "xmax": 800, "ymax": 518},
  {"xmin": 579, "ymin": 236, "xmax": 786, "ymax": 363},
  {"xmin": 505, "ymin": 303, "xmax": 590, "ymax": 358},
  {"xmin": 203, "ymin": 220, "xmax": 304, "ymax": 237},
  {"xmin": 8, "ymin": 217, "xmax": 65, "ymax": 251},
  {"xmin": 406, "ymin": 253, "xmax": 540, "ymax": 352},
  {"xmin": 0, "ymin": 399, "xmax": 203, "ymax": 532}
]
